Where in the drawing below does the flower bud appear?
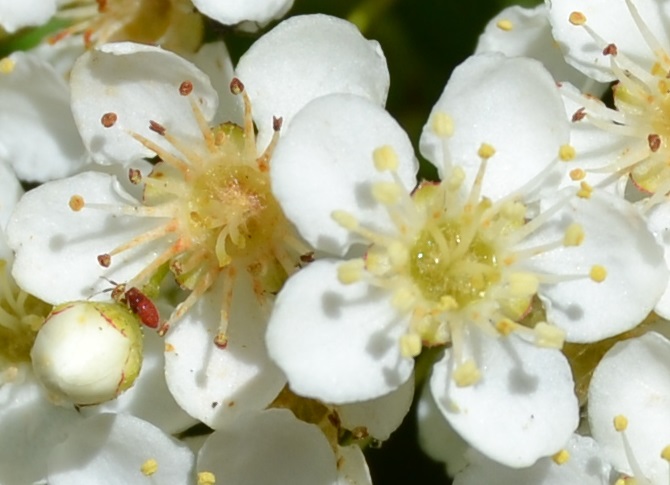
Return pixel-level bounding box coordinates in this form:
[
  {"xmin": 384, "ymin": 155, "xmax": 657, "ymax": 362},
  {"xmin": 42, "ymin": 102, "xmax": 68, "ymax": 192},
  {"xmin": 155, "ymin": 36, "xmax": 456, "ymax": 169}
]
[{"xmin": 31, "ymin": 301, "xmax": 143, "ymax": 405}]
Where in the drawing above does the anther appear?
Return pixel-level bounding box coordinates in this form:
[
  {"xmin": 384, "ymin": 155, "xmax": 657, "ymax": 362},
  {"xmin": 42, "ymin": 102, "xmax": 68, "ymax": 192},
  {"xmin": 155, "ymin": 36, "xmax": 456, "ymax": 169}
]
[
  {"xmin": 453, "ymin": 360, "xmax": 481, "ymax": 387},
  {"xmin": 590, "ymin": 265, "xmax": 607, "ymax": 282},
  {"xmin": 572, "ymin": 107, "xmax": 586, "ymax": 122},
  {"xmin": 577, "ymin": 181, "xmax": 593, "ymax": 198},
  {"xmin": 197, "ymin": 471, "xmax": 216, "ymax": 485},
  {"xmin": 149, "ymin": 120, "xmax": 166, "ymax": 136},
  {"xmin": 128, "ymin": 168, "xmax": 142, "ymax": 185},
  {"xmin": 373, "ymin": 145, "xmax": 399, "ymax": 171},
  {"xmin": 569, "ymin": 11, "xmax": 587, "ymax": 26},
  {"xmin": 660, "ymin": 444, "xmax": 670, "ymax": 461},
  {"xmin": 100, "ymin": 112, "xmax": 118, "ymax": 128},
  {"xmin": 69, "ymin": 195, "xmax": 85, "ymax": 212},
  {"xmin": 331, "ymin": 210, "xmax": 359, "ymax": 230},
  {"xmin": 477, "ymin": 143, "xmax": 496, "ymax": 159},
  {"xmin": 230, "ymin": 77, "xmax": 244, "ymax": 95},
  {"xmin": 399, "ymin": 333, "xmax": 422, "ymax": 358},
  {"xmin": 299, "ymin": 252, "xmax": 315, "ymax": 263},
  {"xmin": 179, "ymin": 80, "xmax": 193, "ymax": 96},
  {"xmin": 214, "ymin": 332, "xmax": 228, "ymax": 349},
  {"xmin": 552, "ymin": 449, "xmax": 570, "ymax": 465},
  {"xmin": 559, "ymin": 144, "xmax": 576, "ymax": 161},
  {"xmin": 432, "ymin": 112, "xmax": 454, "ymax": 137},
  {"xmin": 648, "ymin": 133, "xmax": 661, "ymax": 152},
  {"xmin": 97, "ymin": 254, "xmax": 111, "ymax": 267},
  {"xmin": 569, "ymin": 168, "xmax": 586, "ymax": 181},
  {"xmin": 603, "ymin": 43, "xmax": 618, "ymax": 56},
  {"xmin": 0, "ymin": 57, "xmax": 15, "ymax": 74},
  {"xmin": 563, "ymin": 223, "xmax": 585, "ymax": 246},
  {"xmin": 273, "ymin": 116, "xmax": 283, "ymax": 132},
  {"xmin": 140, "ymin": 458, "xmax": 158, "ymax": 476},
  {"xmin": 496, "ymin": 19, "xmax": 514, "ymax": 31},
  {"xmin": 337, "ymin": 259, "xmax": 365, "ymax": 284}
]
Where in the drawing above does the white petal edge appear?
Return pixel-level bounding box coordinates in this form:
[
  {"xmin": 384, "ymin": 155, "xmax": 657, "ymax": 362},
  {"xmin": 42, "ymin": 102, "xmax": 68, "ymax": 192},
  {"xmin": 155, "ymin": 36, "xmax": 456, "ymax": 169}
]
[
  {"xmin": 7, "ymin": 171, "xmax": 165, "ymax": 304},
  {"xmin": 236, "ymin": 14, "xmax": 390, "ymax": 150},
  {"xmin": 192, "ymin": 0, "xmax": 293, "ymax": 27},
  {"xmin": 70, "ymin": 42, "xmax": 218, "ymax": 165},
  {"xmin": 266, "ymin": 259, "xmax": 414, "ymax": 404},
  {"xmin": 47, "ymin": 413, "xmax": 195, "ymax": 485},
  {"xmin": 420, "ymin": 53, "xmax": 568, "ymax": 202},
  {"xmin": 164, "ymin": 272, "xmax": 286, "ymax": 429},
  {"xmin": 197, "ymin": 409, "xmax": 337, "ymax": 485},
  {"xmin": 430, "ymin": 328, "xmax": 578, "ymax": 467},
  {"xmin": 646, "ymin": 201, "xmax": 670, "ymax": 319},
  {"xmin": 0, "ymin": 0, "xmax": 56, "ymax": 33},
  {"xmin": 271, "ymin": 93, "xmax": 417, "ymax": 256},
  {"xmin": 0, "ymin": 162, "xmax": 22, "ymax": 260}
]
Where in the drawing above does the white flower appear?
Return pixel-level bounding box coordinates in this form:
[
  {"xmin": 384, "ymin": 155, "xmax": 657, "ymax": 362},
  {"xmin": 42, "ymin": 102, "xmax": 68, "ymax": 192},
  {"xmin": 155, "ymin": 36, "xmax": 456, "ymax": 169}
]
[
  {"xmin": 588, "ymin": 329, "xmax": 670, "ymax": 485},
  {"xmin": 546, "ymin": 0, "xmax": 670, "ymax": 197},
  {"xmin": 7, "ymin": 14, "xmax": 391, "ymax": 428},
  {"xmin": 265, "ymin": 53, "xmax": 667, "ymax": 466},
  {"xmin": 0, "ymin": 0, "xmax": 57, "ymax": 33}
]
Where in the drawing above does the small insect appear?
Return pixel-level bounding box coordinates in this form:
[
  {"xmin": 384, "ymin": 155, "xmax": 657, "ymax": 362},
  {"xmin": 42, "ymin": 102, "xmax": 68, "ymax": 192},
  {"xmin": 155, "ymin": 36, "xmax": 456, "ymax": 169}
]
[{"xmin": 103, "ymin": 278, "xmax": 161, "ymax": 329}]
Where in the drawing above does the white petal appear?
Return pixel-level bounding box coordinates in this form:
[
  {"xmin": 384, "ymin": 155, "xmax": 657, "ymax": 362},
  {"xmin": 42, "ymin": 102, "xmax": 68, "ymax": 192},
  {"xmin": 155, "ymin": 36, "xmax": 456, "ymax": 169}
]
[
  {"xmin": 335, "ymin": 445, "xmax": 372, "ymax": 485},
  {"xmin": 70, "ymin": 42, "xmax": 218, "ymax": 165},
  {"xmin": 476, "ymin": 5, "xmax": 606, "ymax": 95},
  {"xmin": 267, "ymin": 259, "xmax": 414, "ymax": 403},
  {"xmin": 430, "ymin": 328, "xmax": 578, "ymax": 467},
  {"xmin": 0, "ymin": 0, "xmax": 55, "ymax": 32},
  {"xmin": 0, "ymin": 162, "xmax": 22, "ymax": 260},
  {"xmin": 236, "ymin": 14, "xmax": 389, "ymax": 149},
  {"xmin": 84, "ymin": 330, "xmax": 197, "ymax": 434},
  {"xmin": 588, "ymin": 331, "xmax": 670, "ymax": 483},
  {"xmin": 0, "ymin": 374, "xmax": 81, "ymax": 485},
  {"xmin": 454, "ymin": 435, "xmax": 612, "ymax": 485},
  {"xmin": 189, "ymin": 41, "xmax": 243, "ymax": 126},
  {"xmin": 0, "ymin": 51, "xmax": 88, "ymax": 181},
  {"xmin": 547, "ymin": 0, "xmax": 667, "ymax": 82},
  {"xmin": 164, "ymin": 272, "xmax": 286, "ymax": 429},
  {"xmin": 645, "ymin": 201, "xmax": 670, "ymax": 319},
  {"xmin": 192, "ymin": 0, "xmax": 293, "ymax": 27},
  {"xmin": 197, "ymin": 409, "xmax": 337, "ymax": 485},
  {"xmin": 336, "ymin": 373, "xmax": 414, "ymax": 442},
  {"xmin": 417, "ymin": 380, "xmax": 470, "ymax": 477},
  {"xmin": 271, "ymin": 93, "xmax": 417, "ymax": 256},
  {"xmin": 526, "ymin": 191, "xmax": 667, "ymax": 342},
  {"xmin": 7, "ymin": 171, "xmax": 165, "ymax": 304},
  {"xmin": 47, "ymin": 413, "xmax": 195, "ymax": 485},
  {"xmin": 420, "ymin": 54, "xmax": 569, "ymax": 201}
]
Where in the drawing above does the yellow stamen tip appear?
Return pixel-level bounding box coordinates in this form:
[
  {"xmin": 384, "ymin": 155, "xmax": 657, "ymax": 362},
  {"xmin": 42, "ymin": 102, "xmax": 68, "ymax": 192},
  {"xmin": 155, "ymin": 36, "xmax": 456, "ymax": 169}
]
[
  {"xmin": 552, "ymin": 449, "xmax": 570, "ymax": 465},
  {"xmin": 453, "ymin": 360, "xmax": 482, "ymax": 387},
  {"xmin": 495, "ymin": 318, "xmax": 516, "ymax": 336},
  {"xmin": 372, "ymin": 145, "xmax": 399, "ymax": 171},
  {"xmin": 577, "ymin": 181, "xmax": 593, "ymax": 199},
  {"xmin": 559, "ymin": 144, "xmax": 576, "ymax": 161},
  {"xmin": 569, "ymin": 11, "xmax": 587, "ymax": 25},
  {"xmin": 614, "ymin": 414, "xmax": 628, "ymax": 432},
  {"xmin": 661, "ymin": 445, "xmax": 670, "ymax": 461},
  {"xmin": 141, "ymin": 458, "xmax": 158, "ymax": 476},
  {"xmin": 590, "ymin": 265, "xmax": 607, "ymax": 283},
  {"xmin": 337, "ymin": 259, "xmax": 365, "ymax": 284},
  {"xmin": 533, "ymin": 322, "xmax": 565, "ymax": 349},
  {"xmin": 0, "ymin": 57, "xmax": 15, "ymax": 74},
  {"xmin": 331, "ymin": 210, "xmax": 358, "ymax": 230},
  {"xmin": 569, "ymin": 168, "xmax": 586, "ymax": 181},
  {"xmin": 69, "ymin": 195, "xmax": 85, "ymax": 212},
  {"xmin": 496, "ymin": 19, "xmax": 514, "ymax": 31},
  {"xmin": 478, "ymin": 143, "xmax": 496, "ymax": 159},
  {"xmin": 432, "ymin": 112, "xmax": 454, "ymax": 137},
  {"xmin": 563, "ymin": 223, "xmax": 585, "ymax": 247},
  {"xmin": 198, "ymin": 471, "xmax": 217, "ymax": 485},
  {"xmin": 400, "ymin": 333, "xmax": 422, "ymax": 358}
]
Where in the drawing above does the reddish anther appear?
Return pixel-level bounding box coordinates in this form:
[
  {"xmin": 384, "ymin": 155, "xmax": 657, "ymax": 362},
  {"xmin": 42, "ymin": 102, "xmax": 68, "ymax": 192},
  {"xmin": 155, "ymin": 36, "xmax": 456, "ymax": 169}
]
[
  {"xmin": 179, "ymin": 81, "xmax": 193, "ymax": 96},
  {"xmin": 602, "ymin": 43, "xmax": 618, "ymax": 56},
  {"xmin": 125, "ymin": 287, "xmax": 160, "ymax": 328},
  {"xmin": 149, "ymin": 120, "xmax": 166, "ymax": 136},
  {"xmin": 101, "ymin": 112, "xmax": 118, "ymax": 128}
]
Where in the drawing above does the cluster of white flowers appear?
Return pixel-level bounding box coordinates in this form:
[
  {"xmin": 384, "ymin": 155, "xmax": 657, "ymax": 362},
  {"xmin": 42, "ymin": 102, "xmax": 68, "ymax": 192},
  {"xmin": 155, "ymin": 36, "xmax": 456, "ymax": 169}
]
[{"xmin": 1, "ymin": 0, "xmax": 670, "ymax": 483}]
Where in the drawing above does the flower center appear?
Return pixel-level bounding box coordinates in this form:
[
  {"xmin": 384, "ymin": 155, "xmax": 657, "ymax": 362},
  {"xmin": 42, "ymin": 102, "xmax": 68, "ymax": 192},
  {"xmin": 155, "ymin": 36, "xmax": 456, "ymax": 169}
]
[
  {"xmin": 71, "ymin": 79, "xmax": 311, "ymax": 347},
  {"xmin": 51, "ymin": 0, "xmax": 202, "ymax": 51}
]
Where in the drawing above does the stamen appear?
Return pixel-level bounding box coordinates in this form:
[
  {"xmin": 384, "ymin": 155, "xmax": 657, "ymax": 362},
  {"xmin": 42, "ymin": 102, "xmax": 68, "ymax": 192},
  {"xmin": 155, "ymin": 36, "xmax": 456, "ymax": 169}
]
[
  {"xmin": 101, "ymin": 112, "xmax": 118, "ymax": 128},
  {"xmin": 552, "ymin": 449, "xmax": 570, "ymax": 465}
]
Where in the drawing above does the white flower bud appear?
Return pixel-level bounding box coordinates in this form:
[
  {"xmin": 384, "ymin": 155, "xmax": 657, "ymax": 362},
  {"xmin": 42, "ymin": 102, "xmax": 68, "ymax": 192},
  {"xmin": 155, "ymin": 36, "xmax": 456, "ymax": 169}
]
[{"xmin": 31, "ymin": 301, "xmax": 143, "ymax": 405}]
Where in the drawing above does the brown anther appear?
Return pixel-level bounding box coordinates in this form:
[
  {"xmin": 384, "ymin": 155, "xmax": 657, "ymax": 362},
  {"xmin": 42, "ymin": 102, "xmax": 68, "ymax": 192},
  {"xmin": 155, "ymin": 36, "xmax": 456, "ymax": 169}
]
[
  {"xmin": 149, "ymin": 120, "xmax": 166, "ymax": 136},
  {"xmin": 300, "ymin": 252, "xmax": 315, "ymax": 263},
  {"xmin": 602, "ymin": 43, "xmax": 618, "ymax": 56},
  {"xmin": 101, "ymin": 112, "xmax": 118, "ymax": 128},
  {"xmin": 327, "ymin": 412, "xmax": 341, "ymax": 428},
  {"xmin": 272, "ymin": 116, "xmax": 283, "ymax": 132},
  {"xmin": 648, "ymin": 133, "xmax": 662, "ymax": 152},
  {"xmin": 111, "ymin": 283, "xmax": 126, "ymax": 302},
  {"xmin": 230, "ymin": 77, "xmax": 244, "ymax": 95},
  {"xmin": 96, "ymin": 0, "xmax": 108, "ymax": 12},
  {"xmin": 83, "ymin": 29, "xmax": 94, "ymax": 48},
  {"xmin": 571, "ymin": 107, "xmax": 586, "ymax": 122},
  {"xmin": 97, "ymin": 253, "xmax": 111, "ymax": 268},
  {"xmin": 351, "ymin": 426, "xmax": 369, "ymax": 440},
  {"xmin": 157, "ymin": 323, "xmax": 170, "ymax": 337},
  {"xmin": 68, "ymin": 194, "xmax": 85, "ymax": 211},
  {"xmin": 214, "ymin": 333, "xmax": 228, "ymax": 349},
  {"xmin": 179, "ymin": 80, "xmax": 193, "ymax": 96},
  {"xmin": 128, "ymin": 168, "xmax": 142, "ymax": 185}
]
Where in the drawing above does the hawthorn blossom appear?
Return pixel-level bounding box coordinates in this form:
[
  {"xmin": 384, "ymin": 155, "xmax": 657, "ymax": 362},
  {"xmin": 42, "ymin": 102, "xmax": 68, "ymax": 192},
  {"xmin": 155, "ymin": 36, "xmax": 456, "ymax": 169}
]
[
  {"xmin": 588, "ymin": 328, "xmax": 670, "ymax": 484},
  {"xmin": 265, "ymin": 53, "xmax": 667, "ymax": 466},
  {"xmin": 7, "ymin": 14, "xmax": 391, "ymax": 428}
]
